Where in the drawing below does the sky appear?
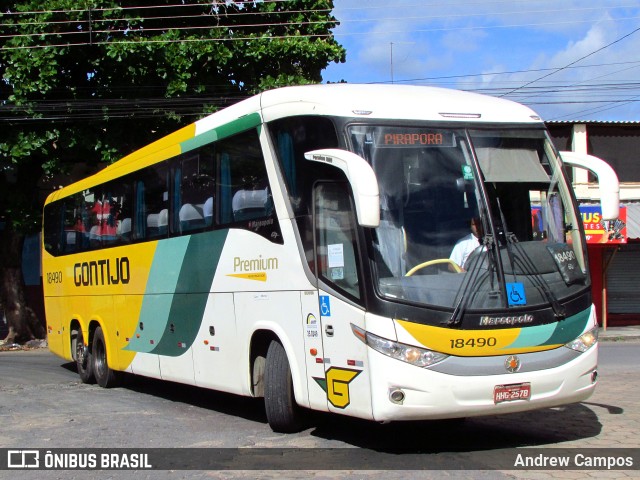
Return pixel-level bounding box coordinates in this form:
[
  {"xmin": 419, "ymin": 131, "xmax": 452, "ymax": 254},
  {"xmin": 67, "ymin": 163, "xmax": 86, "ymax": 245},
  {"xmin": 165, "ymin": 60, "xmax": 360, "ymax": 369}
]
[{"xmin": 320, "ymin": 0, "xmax": 640, "ymax": 121}]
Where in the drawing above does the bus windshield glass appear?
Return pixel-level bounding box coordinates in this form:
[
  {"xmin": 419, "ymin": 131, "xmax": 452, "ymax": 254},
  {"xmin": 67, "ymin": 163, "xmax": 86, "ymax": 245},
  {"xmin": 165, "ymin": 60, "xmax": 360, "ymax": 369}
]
[{"xmin": 349, "ymin": 125, "xmax": 587, "ymax": 311}]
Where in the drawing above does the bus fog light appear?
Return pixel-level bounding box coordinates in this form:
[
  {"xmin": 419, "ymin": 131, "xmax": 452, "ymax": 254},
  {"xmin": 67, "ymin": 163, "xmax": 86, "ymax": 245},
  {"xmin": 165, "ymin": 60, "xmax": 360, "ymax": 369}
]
[{"xmin": 389, "ymin": 388, "xmax": 405, "ymax": 404}]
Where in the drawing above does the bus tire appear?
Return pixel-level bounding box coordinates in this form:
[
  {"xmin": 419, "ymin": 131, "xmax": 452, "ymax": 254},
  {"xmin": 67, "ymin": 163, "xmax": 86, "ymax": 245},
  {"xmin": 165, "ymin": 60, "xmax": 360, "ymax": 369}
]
[
  {"xmin": 92, "ymin": 326, "xmax": 122, "ymax": 388},
  {"xmin": 76, "ymin": 329, "xmax": 95, "ymax": 384},
  {"xmin": 264, "ymin": 340, "xmax": 304, "ymax": 433}
]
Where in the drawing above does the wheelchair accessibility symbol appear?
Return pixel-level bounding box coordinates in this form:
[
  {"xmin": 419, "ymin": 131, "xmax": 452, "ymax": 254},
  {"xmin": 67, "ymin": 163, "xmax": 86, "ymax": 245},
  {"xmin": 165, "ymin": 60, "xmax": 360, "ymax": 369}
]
[
  {"xmin": 319, "ymin": 295, "xmax": 331, "ymax": 317},
  {"xmin": 507, "ymin": 282, "xmax": 526, "ymax": 306}
]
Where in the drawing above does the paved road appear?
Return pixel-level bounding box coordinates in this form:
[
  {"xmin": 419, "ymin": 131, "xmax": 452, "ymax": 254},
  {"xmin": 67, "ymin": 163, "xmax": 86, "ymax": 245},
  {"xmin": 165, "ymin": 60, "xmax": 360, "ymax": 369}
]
[{"xmin": 0, "ymin": 342, "xmax": 638, "ymax": 479}]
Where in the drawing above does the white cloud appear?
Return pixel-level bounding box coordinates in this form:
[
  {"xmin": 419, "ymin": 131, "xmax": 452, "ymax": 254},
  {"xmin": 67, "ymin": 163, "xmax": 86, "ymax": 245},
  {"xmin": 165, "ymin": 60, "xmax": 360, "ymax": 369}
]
[{"xmin": 323, "ymin": 0, "xmax": 640, "ymax": 119}]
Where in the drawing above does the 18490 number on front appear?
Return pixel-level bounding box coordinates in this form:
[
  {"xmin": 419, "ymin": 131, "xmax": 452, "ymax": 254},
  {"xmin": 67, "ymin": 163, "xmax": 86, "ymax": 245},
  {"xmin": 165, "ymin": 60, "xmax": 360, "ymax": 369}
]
[{"xmin": 449, "ymin": 337, "xmax": 497, "ymax": 349}]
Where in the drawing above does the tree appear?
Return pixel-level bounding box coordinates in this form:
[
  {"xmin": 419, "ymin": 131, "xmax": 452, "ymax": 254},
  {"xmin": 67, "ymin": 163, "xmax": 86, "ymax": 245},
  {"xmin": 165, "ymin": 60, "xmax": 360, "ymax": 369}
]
[{"xmin": 0, "ymin": 0, "xmax": 345, "ymax": 343}]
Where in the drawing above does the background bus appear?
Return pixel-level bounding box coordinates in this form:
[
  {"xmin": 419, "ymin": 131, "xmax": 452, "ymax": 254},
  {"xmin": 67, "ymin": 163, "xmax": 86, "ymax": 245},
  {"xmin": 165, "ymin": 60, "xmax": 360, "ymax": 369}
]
[{"xmin": 43, "ymin": 84, "xmax": 613, "ymax": 432}]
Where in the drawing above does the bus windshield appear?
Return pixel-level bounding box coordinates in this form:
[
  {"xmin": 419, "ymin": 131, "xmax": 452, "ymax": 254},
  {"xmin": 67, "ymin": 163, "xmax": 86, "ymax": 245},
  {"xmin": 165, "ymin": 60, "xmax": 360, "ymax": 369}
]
[{"xmin": 349, "ymin": 125, "xmax": 588, "ymax": 312}]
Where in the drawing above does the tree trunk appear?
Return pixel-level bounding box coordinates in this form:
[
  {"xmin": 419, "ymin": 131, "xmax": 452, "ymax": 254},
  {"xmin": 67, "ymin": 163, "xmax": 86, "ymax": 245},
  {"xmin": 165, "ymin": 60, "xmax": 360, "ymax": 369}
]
[{"xmin": 0, "ymin": 226, "xmax": 45, "ymax": 344}]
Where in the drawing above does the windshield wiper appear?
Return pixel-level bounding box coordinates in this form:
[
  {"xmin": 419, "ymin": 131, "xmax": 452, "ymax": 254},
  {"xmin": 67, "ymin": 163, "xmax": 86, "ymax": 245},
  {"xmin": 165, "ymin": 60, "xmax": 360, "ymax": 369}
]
[
  {"xmin": 447, "ymin": 233, "xmax": 500, "ymax": 327},
  {"xmin": 507, "ymin": 234, "xmax": 566, "ymax": 319},
  {"xmin": 494, "ymin": 198, "xmax": 566, "ymax": 319}
]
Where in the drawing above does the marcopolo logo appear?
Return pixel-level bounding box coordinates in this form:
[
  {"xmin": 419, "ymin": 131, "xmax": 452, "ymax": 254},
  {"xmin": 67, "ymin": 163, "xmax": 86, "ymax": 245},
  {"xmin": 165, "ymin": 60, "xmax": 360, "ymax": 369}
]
[{"xmin": 480, "ymin": 314, "xmax": 534, "ymax": 326}]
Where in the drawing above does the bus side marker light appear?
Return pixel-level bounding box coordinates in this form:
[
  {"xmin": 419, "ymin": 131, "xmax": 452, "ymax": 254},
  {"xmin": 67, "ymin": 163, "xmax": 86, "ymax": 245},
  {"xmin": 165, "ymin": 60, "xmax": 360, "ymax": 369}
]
[
  {"xmin": 315, "ymin": 358, "xmax": 324, "ymax": 364},
  {"xmin": 210, "ymin": 346, "xmax": 219, "ymax": 351},
  {"xmin": 310, "ymin": 348, "xmax": 318, "ymax": 356}
]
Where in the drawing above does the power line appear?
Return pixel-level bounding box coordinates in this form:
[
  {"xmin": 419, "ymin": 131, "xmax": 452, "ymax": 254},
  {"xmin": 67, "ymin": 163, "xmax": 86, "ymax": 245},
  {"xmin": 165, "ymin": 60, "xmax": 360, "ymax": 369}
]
[
  {"xmin": 549, "ymin": 94, "xmax": 640, "ymax": 119},
  {"xmin": 499, "ymin": 25, "xmax": 640, "ymax": 97},
  {"xmin": 0, "ymin": 0, "xmax": 295, "ymax": 16},
  {"xmin": 0, "ymin": 32, "xmax": 334, "ymax": 51},
  {"xmin": 5, "ymin": 2, "xmax": 634, "ymax": 27},
  {"xmin": 3, "ymin": 2, "xmax": 639, "ymax": 119},
  {"xmin": 1, "ymin": 8, "xmax": 332, "ymax": 32},
  {"xmin": 0, "ymin": 18, "xmax": 335, "ymax": 41},
  {"xmin": 3, "ymin": 4, "xmax": 639, "ymax": 49},
  {"xmin": 374, "ymin": 60, "xmax": 640, "ymax": 85}
]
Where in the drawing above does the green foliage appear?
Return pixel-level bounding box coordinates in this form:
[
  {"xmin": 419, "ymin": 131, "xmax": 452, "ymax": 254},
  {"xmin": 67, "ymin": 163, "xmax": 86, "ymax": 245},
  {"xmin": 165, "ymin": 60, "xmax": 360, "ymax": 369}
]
[{"xmin": 0, "ymin": 0, "xmax": 346, "ymax": 234}]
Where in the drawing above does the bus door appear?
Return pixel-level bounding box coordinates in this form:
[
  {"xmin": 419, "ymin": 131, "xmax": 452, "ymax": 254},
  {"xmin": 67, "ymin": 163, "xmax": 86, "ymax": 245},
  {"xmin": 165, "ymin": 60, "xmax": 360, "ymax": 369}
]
[
  {"xmin": 299, "ymin": 289, "xmax": 328, "ymax": 412},
  {"xmin": 312, "ymin": 182, "xmax": 373, "ymax": 419}
]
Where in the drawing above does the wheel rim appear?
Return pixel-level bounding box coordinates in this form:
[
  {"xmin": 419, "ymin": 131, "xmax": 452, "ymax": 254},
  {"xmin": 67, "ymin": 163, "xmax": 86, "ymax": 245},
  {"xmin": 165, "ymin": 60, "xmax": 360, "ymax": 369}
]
[
  {"xmin": 76, "ymin": 333, "xmax": 87, "ymax": 368},
  {"xmin": 95, "ymin": 339, "xmax": 106, "ymax": 378}
]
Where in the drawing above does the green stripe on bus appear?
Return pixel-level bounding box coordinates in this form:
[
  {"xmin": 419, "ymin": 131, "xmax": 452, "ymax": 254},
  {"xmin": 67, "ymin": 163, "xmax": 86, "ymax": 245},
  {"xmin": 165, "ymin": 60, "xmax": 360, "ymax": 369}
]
[
  {"xmin": 501, "ymin": 321, "xmax": 557, "ymax": 350},
  {"xmin": 501, "ymin": 307, "xmax": 591, "ymax": 350},
  {"xmin": 150, "ymin": 229, "xmax": 228, "ymax": 356},
  {"xmin": 124, "ymin": 238, "xmax": 190, "ymax": 353},
  {"xmin": 542, "ymin": 307, "xmax": 591, "ymax": 346},
  {"xmin": 180, "ymin": 113, "xmax": 262, "ymax": 154}
]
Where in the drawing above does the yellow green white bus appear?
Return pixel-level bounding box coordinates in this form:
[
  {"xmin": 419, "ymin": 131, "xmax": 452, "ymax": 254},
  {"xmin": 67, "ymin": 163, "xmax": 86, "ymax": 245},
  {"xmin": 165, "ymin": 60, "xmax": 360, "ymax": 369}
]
[{"xmin": 43, "ymin": 84, "xmax": 611, "ymax": 432}]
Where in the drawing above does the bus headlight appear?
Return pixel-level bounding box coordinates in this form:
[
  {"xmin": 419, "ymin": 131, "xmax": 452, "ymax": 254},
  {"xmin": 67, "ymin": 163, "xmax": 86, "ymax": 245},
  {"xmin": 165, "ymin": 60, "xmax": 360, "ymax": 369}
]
[
  {"xmin": 564, "ymin": 326, "xmax": 598, "ymax": 353},
  {"xmin": 352, "ymin": 325, "xmax": 448, "ymax": 367}
]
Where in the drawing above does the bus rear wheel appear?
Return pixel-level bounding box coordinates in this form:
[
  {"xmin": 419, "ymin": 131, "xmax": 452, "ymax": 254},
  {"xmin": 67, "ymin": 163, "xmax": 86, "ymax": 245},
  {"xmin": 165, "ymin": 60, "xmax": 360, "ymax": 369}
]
[
  {"xmin": 75, "ymin": 329, "xmax": 95, "ymax": 384},
  {"xmin": 92, "ymin": 326, "xmax": 122, "ymax": 388},
  {"xmin": 264, "ymin": 340, "xmax": 304, "ymax": 433}
]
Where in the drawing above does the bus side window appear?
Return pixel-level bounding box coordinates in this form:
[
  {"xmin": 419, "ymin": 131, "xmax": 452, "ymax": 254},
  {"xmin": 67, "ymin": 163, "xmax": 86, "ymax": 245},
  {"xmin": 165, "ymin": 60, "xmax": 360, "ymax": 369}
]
[
  {"xmin": 138, "ymin": 164, "xmax": 169, "ymax": 240},
  {"xmin": 42, "ymin": 202, "xmax": 60, "ymax": 256},
  {"xmin": 268, "ymin": 116, "xmax": 340, "ymax": 270},
  {"xmin": 64, "ymin": 198, "xmax": 81, "ymax": 253},
  {"xmin": 176, "ymin": 148, "xmax": 215, "ymax": 234},
  {"xmin": 217, "ymin": 129, "xmax": 272, "ymax": 225},
  {"xmin": 79, "ymin": 188, "xmax": 100, "ymax": 250},
  {"xmin": 314, "ymin": 182, "xmax": 361, "ymax": 301}
]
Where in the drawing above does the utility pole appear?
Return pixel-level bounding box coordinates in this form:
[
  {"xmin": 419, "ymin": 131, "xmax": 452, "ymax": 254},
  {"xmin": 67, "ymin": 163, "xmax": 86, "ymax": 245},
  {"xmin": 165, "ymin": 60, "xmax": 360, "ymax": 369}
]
[
  {"xmin": 88, "ymin": 3, "xmax": 93, "ymax": 45},
  {"xmin": 390, "ymin": 42, "xmax": 394, "ymax": 84}
]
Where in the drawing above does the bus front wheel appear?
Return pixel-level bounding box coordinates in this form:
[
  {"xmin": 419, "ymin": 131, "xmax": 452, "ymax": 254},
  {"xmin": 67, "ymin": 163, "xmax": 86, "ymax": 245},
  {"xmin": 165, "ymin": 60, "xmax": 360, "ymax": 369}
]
[
  {"xmin": 92, "ymin": 326, "xmax": 122, "ymax": 388},
  {"xmin": 264, "ymin": 340, "xmax": 304, "ymax": 433}
]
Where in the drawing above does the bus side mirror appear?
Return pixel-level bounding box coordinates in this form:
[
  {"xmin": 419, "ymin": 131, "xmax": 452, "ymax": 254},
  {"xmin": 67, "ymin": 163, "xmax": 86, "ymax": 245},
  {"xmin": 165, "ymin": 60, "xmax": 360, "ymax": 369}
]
[
  {"xmin": 304, "ymin": 149, "xmax": 380, "ymax": 227},
  {"xmin": 560, "ymin": 151, "xmax": 620, "ymax": 221}
]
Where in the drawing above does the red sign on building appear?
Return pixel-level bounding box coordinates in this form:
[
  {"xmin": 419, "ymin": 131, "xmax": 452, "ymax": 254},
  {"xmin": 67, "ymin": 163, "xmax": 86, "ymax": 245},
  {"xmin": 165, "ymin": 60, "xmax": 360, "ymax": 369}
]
[{"xmin": 580, "ymin": 205, "xmax": 627, "ymax": 244}]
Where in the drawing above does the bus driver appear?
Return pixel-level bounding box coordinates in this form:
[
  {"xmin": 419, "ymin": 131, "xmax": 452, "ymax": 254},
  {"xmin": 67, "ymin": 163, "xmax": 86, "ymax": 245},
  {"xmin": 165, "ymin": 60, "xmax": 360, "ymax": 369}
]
[{"xmin": 449, "ymin": 217, "xmax": 483, "ymax": 271}]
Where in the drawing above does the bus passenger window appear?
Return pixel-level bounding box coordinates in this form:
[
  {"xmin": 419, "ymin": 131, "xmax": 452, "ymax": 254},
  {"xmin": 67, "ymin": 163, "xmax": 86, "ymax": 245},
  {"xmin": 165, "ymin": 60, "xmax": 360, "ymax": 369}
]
[
  {"xmin": 98, "ymin": 182, "xmax": 131, "ymax": 247},
  {"xmin": 176, "ymin": 148, "xmax": 215, "ymax": 233},
  {"xmin": 314, "ymin": 183, "xmax": 361, "ymax": 300},
  {"xmin": 138, "ymin": 164, "xmax": 168, "ymax": 240},
  {"xmin": 217, "ymin": 129, "xmax": 272, "ymax": 224}
]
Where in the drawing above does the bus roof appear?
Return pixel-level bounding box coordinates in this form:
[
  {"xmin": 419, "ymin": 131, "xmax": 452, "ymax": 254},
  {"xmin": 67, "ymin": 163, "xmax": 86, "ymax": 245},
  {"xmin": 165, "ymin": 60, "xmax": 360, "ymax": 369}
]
[
  {"xmin": 254, "ymin": 83, "xmax": 543, "ymax": 125},
  {"xmin": 46, "ymin": 84, "xmax": 544, "ymax": 202}
]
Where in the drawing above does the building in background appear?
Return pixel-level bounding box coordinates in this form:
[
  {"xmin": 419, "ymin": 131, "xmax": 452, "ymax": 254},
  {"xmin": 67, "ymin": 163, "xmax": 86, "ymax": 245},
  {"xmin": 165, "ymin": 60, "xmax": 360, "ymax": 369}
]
[{"xmin": 547, "ymin": 121, "xmax": 640, "ymax": 327}]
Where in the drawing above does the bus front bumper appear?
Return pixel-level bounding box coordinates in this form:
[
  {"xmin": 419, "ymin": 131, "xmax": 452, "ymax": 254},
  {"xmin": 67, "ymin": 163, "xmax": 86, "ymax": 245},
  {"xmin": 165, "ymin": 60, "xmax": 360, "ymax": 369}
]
[{"xmin": 368, "ymin": 343, "xmax": 598, "ymax": 422}]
